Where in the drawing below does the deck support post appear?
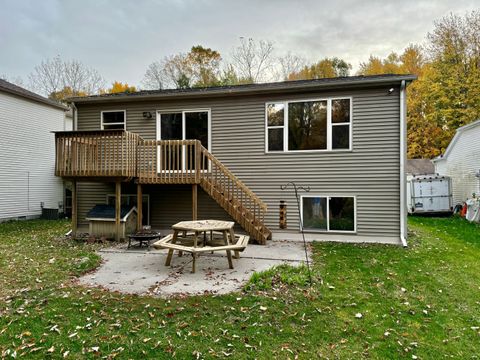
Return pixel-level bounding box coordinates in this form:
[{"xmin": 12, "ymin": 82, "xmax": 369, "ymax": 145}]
[
  {"xmin": 137, "ymin": 183, "xmax": 142, "ymax": 231},
  {"xmin": 71, "ymin": 180, "xmax": 77, "ymax": 238},
  {"xmin": 192, "ymin": 184, "xmax": 198, "ymax": 220},
  {"xmin": 115, "ymin": 180, "xmax": 121, "ymax": 241}
]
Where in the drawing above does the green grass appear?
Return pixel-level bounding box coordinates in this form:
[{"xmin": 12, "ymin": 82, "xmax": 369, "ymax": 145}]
[{"xmin": 1, "ymin": 217, "xmax": 480, "ymax": 358}]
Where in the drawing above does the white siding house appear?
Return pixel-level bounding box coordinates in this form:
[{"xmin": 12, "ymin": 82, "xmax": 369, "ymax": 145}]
[
  {"xmin": 433, "ymin": 119, "xmax": 480, "ymax": 205},
  {"xmin": 0, "ymin": 79, "xmax": 67, "ymax": 221}
]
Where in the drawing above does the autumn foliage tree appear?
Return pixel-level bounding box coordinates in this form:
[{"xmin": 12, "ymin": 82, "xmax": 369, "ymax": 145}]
[
  {"xmin": 101, "ymin": 81, "xmax": 136, "ymax": 94},
  {"xmin": 49, "ymin": 86, "xmax": 87, "ymax": 101},
  {"xmin": 288, "ymin": 57, "xmax": 352, "ymax": 80},
  {"xmin": 358, "ymin": 11, "xmax": 480, "ymax": 159}
]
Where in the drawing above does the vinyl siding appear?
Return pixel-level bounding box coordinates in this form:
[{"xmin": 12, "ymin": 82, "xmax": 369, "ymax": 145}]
[
  {"xmin": 75, "ymin": 86, "xmax": 401, "ymax": 241},
  {"xmin": 434, "ymin": 123, "xmax": 480, "ymax": 205},
  {"xmin": 0, "ymin": 91, "xmax": 65, "ymax": 221},
  {"xmin": 77, "ymin": 183, "xmax": 235, "ymax": 228}
]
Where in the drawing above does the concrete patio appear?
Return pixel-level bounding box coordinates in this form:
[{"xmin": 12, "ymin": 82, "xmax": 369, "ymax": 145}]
[{"xmin": 79, "ymin": 240, "xmax": 311, "ymax": 297}]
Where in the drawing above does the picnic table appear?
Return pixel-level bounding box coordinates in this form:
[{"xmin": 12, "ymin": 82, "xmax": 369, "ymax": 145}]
[{"xmin": 152, "ymin": 220, "xmax": 249, "ymax": 273}]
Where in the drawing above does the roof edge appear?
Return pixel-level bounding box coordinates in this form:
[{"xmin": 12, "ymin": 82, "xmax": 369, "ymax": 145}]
[
  {"xmin": 0, "ymin": 80, "xmax": 68, "ymax": 110},
  {"xmin": 432, "ymin": 119, "xmax": 480, "ymax": 162},
  {"xmin": 69, "ymin": 74, "xmax": 417, "ymax": 104}
]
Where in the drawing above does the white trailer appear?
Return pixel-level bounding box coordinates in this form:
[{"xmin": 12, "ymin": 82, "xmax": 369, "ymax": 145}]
[{"xmin": 407, "ymin": 174, "xmax": 453, "ymax": 214}]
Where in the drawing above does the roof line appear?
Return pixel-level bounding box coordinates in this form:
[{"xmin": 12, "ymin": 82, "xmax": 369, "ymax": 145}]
[
  {"xmin": 68, "ymin": 74, "xmax": 417, "ymax": 103},
  {"xmin": 0, "ymin": 79, "xmax": 68, "ymax": 110},
  {"xmin": 432, "ymin": 119, "xmax": 480, "ymax": 162}
]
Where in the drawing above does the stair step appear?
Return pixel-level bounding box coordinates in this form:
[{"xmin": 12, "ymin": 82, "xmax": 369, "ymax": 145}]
[{"xmin": 200, "ymin": 170, "xmax": 271, "ymax": 243}]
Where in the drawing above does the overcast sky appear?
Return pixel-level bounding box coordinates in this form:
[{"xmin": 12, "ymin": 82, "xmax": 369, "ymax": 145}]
[{"xmin": 0, "ymin": 0, "xmax": 478, "ymax": 90}]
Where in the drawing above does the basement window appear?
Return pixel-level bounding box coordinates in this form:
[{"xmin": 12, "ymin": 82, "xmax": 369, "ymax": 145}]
[
  {"xmin": 301, "ymin": 195, "xmax": 356, "ymax": 232},
  {"xmin": 101, "ymin": 110, "xmax": 126, "ymax": 130},
  {"xmin": 266, "ymin": 98, "xmax": 351, "ymax": 152}
]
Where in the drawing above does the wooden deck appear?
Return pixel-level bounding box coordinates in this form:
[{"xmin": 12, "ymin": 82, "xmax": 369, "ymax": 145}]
[
  {"xmin": 54, "ymin": 130, "xmax": 271, "ymax": 243},
  {"xmin": 55, "ymin": 130, "xmax": 140, "ymax": 179}
]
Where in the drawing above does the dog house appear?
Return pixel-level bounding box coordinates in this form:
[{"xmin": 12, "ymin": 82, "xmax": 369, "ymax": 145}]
[{"xmin": 86, "ymin": 205, "xmax": 137, "ymax": 239}]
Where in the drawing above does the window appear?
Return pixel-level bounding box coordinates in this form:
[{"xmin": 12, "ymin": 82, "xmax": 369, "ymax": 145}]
[
  {"xmin": 266, "ymin": 103, "xmax": 284, "ymax": 151},
  {"xmin": 331, "ymin": 99, "xmax": 350, "ymax": 149},
  {"xmin": 266, "ymin": 98, "xmax": 351, "ymax": 152},
  {"xmin": 101, "ymin": 110, "xmax": 126, "ymax": 130},
  {"xmin": 288, "ymin": 100, "xmax": 327, "ymax": 150},
  {"xmin": 301, "ymin": 196, "xmax": 355, "ymax": 232},
  {"xmin": 106, "ymin": 194, "xmax": 150, "ymax": 225}
]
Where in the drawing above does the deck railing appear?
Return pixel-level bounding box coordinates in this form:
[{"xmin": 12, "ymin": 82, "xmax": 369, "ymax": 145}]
[
  {"xmin": 198, "ymin": 144, "xmax": 270, "ymax": 242},
  {"xmin": 55, "ymin": 130, "xmax": 140, "ymax": 178},
  {"xmin": 55, "ymin": 131, "xmax": 271, "ymax": 242},
  {"xmin": 137, "ymin": 139, "xmax": 201, "ymax": 184}
]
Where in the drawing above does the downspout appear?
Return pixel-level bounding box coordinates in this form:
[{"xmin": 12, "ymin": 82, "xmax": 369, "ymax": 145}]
[
  {"xmin": 399, "ymin": 80, "xmax": 408, "ymax": 247},
  {"xmin": 70, "ymin": 102, "xmax": 78, "ymax": 130}
]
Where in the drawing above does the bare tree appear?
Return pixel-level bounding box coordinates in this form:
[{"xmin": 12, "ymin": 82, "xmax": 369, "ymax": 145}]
[
  {"xmin": 28, "ymin": 56, "xmax": 105, "ymax": 99},
  {"xmin": 162, "ymin": 53, "xmax": 194, "ymax": 88},
  {"xmin": 143, "ymin": 46, "xmax": 223, "ymax": 89},
  {"xmin": 276, "ymin": 52, "xmax": 306, "ymax": 80},
  {"xmin": 142, "ymin": 61, "xmax": 165, "ymax": 89},
  {"xmin": 230, "ymin": 38, "xmax": 275, "ymax": 83},
  {"xmin": 142, "ymin": 54, "xmax": 192, "ymax": 90}
]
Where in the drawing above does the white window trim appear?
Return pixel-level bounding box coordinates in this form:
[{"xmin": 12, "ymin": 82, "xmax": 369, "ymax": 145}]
[
  {"xmin": 101, "ymin": 110, "xmax": 126, "ymax": 130},
  {"xmin": 155, "ymin": 108, "xmax": 212, "ymax": 173},
  {"xmin": 106, "ymin": 194, "xmax": 150, "ymax": 225},
  {"xmin": 265, "ymin": 96, "xmax": 352, "ymax": 153},
  {"xmin": 300, "ymin": 194, "xmax": 357, "ymax": 234}
]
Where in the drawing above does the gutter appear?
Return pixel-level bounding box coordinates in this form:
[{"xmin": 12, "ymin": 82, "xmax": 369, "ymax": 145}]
[
  {"xmin": 68, "ymin": 75, "xmax": 418, "ymax": 104},
  {"xmin": 399, "ymin": 80, "xmax": 408, "ymax": 247}
]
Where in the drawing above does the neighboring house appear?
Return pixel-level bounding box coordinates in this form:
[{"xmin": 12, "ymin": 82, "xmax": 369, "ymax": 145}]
[
  {"xmin": 56, "ymin": 74, "xmax": 415, "ymax": 245},
  {"xmin": 406, "ymin": 159, "xmax": 435, "ymax": 177},
  {"xmin": 0, "ymin": 79, "xmax": 68, "ymax": 222},
  {"xmin": 433, "ymin": 119, "xmax": 480, "ymax": 205}
]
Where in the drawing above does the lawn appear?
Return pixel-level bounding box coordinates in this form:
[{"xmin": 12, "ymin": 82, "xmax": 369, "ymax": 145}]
[{"xmin": 1, "ymin": 217, "xmax": 479, "ymax": 359}]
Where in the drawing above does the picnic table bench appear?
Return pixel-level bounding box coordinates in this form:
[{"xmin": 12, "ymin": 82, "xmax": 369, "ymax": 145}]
[{"xmin": 152, "ymin": 220, "xmax": 250, "ymax": 273}]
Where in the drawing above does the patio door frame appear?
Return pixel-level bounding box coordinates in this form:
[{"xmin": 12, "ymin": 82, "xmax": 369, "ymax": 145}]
[{"xmin": 156, "ymin": 108, "xmax": 211, "ymax": 173}]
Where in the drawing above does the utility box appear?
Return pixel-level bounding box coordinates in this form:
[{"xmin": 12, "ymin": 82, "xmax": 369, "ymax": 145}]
[{"xmin": 407, "ymin": 174, "xmax": 453, "ymax": 214}]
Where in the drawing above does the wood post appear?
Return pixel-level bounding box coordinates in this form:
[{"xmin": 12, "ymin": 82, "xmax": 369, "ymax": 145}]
[
  {"xmin": 137, "ymin": 183, "xmax": 142, "ymax": 231},
  {"xmin": 115, "ymin": 180, "xmax": 121, "ymax": 241},
  {"xmin": 192, "ymin": 184, "xmax": 198, "ymax": 220},
  {"xmin": 72, "ymin": 180, "xmax": 77, "ymax": 238}
]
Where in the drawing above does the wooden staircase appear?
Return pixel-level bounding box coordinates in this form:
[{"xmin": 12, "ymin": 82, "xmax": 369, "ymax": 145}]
[
  {"xmin": 54, "ymin": 131, "xmax": 272, "ymax": 244},
  {"xmin": 198, "ymin": 145, "xmax": 272, "ymax": 244}
]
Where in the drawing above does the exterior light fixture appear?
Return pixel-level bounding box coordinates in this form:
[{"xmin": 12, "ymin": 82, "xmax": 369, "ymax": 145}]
[
  {"xmin": 143, "ymin": 112, "xmax": 152, "ymax": 119},
  {"xmin": 388, "ymin": 88, "xmax": 395, "ymax": 95}
]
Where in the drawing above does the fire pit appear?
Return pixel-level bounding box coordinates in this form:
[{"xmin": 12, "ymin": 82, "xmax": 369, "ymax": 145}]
[{"xmin": 127, "ymin": 230, "xmax": 162, "ymax": 249}]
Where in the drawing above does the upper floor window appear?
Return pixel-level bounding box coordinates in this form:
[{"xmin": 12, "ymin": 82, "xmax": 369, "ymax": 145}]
[
  {"xmin": 101, "ymin": 110, "xmax": 126, "ymax": 130},
  {"xmin": 266, "ymin": 98, "xmax": 351, "ymax": 152}
]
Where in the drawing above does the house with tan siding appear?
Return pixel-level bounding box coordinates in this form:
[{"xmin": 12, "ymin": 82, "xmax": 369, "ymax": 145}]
[{"xmin": 56, "ymin": 74, "xmax": 415, "ymax": 245}]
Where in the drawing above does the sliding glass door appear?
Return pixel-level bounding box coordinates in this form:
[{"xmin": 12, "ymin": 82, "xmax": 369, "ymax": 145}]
[{"xmin": 157, "ymin": 109, "xmax": 210, "ymax": 172}]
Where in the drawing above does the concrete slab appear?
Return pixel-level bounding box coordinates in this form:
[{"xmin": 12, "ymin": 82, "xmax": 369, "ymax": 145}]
[{"xmin": 78, "ymin": 241, "xmax": 311, "ymax": 297}]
